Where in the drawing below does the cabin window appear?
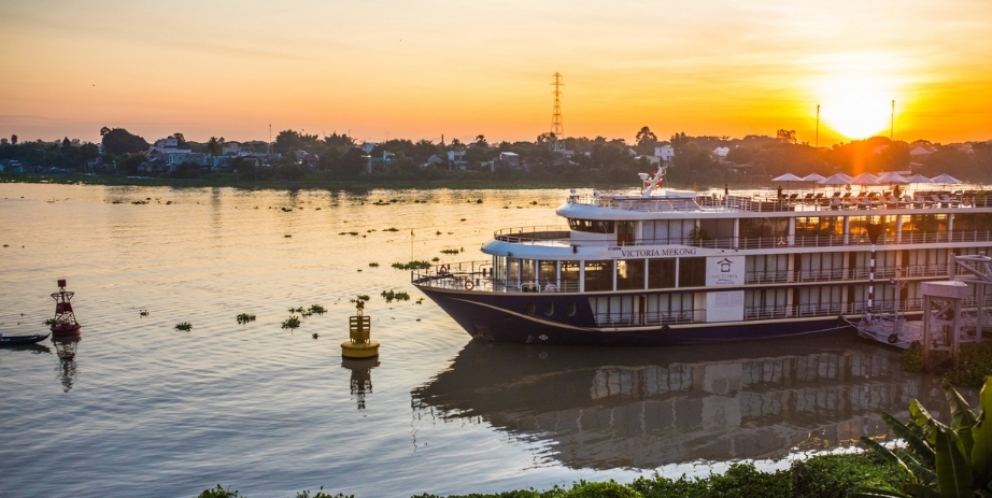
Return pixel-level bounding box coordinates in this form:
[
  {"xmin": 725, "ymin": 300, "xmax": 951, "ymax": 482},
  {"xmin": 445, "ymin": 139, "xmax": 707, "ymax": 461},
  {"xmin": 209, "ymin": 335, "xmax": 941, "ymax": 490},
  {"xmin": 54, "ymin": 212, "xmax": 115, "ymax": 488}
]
[
  {"xmin": 678, "ymin": 257, "xmax": 706, "ymax": 287},
  {"xmin": 506, "ymin": 258, "xmax": 521, "ymax": 287},
  {"xmin": 795, "ymin": 216, "xmax": 842, "ymax": 239},
  {"xmin": 568, "ymin": 218, "xmax": 614, "ymax": 234},
  {"xmin": 698, "ymin": 218, "xmax": 734, "ymax": 242},
  {"xmin": 746, "ymin": 254, "xmax": 790, "ymax": 284},
  {"xmin": 566, "ymin": 302, "xmax": 577, "ymax": 316},
  {"xmin": 647, "ymin": 258, "xmax": 676, "ymax": 289},
  {"xmin": 739, "ymin": 217, "xmax": 788, "ymax": 241},
  {"xmin": 539, "ymin": 260, "xmax": 557, "ymax": 289},
  {"xmin": 543, "ymin": 303, "xmax": 555, "ymax": 316},
  {"xmin": 560, "ymin": 261, "xmax": 580, "ymax": 292},
  {"xmin": 617, "ymin": 221, "xmax": 635, "ymax": 245},
  {"xmin": 797, "ymin": 286, "xmax": 844, "ymax": 315},
  {"xmin": 521, "ymin": 259, "xmax": 536, "ymax": 288},
  {"xmin": 642, "ymin": 219, "xmax": 695, "ymax": 245},
  {"xmin": 951, "ymin": 213, "xmax": 992, "ymax": 232},
  {"xmin": 643, "ymin": 293, "xmax": 695, "ymax": 324},
  {"xmin": 616, "ymin": 259, "xmax": 645, "ymax": 290},
  {"xmin": 584, "ymin": 260, "xmax": 613, "ymax": 292}
]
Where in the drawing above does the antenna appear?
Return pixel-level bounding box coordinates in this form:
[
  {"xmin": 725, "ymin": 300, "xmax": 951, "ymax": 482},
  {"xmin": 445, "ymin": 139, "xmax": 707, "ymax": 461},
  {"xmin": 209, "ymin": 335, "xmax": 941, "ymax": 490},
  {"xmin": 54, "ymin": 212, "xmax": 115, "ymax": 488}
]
[
  {"xmin": 550, "ymin": 72, "xmax": 564, "ymax": 152},
  {"xmin": 890, "ymin": 100, "xmax": 895, "ymax": 140},
  {"xmin": 815, "ymin": 104, "xmax": 820, "ymax": 148}
]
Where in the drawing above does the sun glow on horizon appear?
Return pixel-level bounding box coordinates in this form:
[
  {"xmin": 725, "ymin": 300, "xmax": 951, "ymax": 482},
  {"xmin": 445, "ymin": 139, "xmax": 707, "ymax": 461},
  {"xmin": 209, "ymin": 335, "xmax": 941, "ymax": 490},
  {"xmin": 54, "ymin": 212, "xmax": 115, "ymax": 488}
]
[{"xmin": 815, "ymin": 76, "xmax": 901, "ymax": 140}]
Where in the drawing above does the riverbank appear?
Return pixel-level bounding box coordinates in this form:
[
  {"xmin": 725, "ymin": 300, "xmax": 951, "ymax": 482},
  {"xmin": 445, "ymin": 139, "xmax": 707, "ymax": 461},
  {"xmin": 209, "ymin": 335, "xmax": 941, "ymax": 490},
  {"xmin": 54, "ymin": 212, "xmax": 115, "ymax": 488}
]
[
  {"xmin": 197, "ymin": 452, "xmax": 902, "ymax": 498},
  {"xmin": 0, "ymin": 171, "xmax": 740, "ymax": 192}
]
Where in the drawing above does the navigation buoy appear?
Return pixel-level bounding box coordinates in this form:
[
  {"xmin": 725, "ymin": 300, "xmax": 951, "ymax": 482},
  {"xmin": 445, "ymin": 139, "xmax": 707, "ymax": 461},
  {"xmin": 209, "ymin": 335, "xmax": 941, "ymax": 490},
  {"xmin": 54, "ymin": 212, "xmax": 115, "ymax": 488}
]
[
  {"xmin": 341, "ymin": 300, "xmax": 379, "ymax": 359},
  {"xmin": 50, "ymin": 279, "xmax": 81, "ymax": 336}
]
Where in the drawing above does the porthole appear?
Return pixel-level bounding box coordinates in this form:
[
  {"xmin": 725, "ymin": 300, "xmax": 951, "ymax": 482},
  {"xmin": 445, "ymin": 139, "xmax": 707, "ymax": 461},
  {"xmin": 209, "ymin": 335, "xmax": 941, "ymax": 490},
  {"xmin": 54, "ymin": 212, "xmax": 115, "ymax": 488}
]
[
  {"xmin": 566, "ymin": 302, "xmax": 577, "ymax": 316},
  {"xmin": 523, "ymin": 303, "xmax": 536, "ymax": 315},
  {"xmin": 543, "ymin": 303, "xmax": 555, "ymax": 316}
]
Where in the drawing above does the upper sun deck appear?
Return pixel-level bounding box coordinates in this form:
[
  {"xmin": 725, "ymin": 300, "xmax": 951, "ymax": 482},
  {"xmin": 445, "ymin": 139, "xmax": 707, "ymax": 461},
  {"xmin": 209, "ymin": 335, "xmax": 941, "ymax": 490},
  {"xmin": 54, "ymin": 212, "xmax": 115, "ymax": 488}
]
[{"xmin": 559, "ymin": 188, "xmax": 992, "ymax": 219}]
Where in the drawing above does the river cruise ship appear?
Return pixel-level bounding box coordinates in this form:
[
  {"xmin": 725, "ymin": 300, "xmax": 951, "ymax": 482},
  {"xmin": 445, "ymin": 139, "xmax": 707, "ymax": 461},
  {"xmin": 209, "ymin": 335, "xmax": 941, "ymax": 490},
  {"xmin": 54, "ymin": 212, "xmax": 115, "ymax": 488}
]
[{"xmin": 412, "ymin": 171, "xmax": 992, "ymax": 345}]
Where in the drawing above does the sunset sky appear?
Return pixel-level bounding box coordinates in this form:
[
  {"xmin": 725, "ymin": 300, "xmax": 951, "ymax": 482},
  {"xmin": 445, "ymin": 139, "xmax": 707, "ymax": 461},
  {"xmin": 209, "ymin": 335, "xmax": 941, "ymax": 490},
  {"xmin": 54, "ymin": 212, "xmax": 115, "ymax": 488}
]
[{"xmin": 2, "ymin": 0, "xmax": 990, "ymax": 146}]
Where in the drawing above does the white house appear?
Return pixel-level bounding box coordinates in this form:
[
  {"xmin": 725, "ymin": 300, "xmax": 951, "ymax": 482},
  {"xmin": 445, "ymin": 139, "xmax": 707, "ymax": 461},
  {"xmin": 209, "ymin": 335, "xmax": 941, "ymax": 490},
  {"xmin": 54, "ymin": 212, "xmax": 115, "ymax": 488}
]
[
  {"xmin": 713, "ymin": 147, "xmax": 730, "ymax": 158},
  {"xmin": 498, "ymin": 151, "xmax": 519, "ymax": 166},
  {"xmin": 653, "ymin": 145, "xmax": 674, "ymax": 162},
  {"xmin": 447, "ymin": 150, "xmax": 467, "ymax": 169}
]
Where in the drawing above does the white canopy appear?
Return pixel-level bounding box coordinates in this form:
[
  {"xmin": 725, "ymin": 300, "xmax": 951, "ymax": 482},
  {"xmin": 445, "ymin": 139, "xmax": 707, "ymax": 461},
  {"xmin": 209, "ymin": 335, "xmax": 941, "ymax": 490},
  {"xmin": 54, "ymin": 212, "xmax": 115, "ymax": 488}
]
[
  {"xmin": 876, "ymin": 172, "xmax": 909, "ymax": 184},
  {"xmin": 850, "ymin": 172, "xmax": 880, "ymax": 185},
  {"xmin": 930, "ymin": 173, "xmax": 963, "ymax": 185},
  {"xmin": 905, "ymin": 173, "xmax": 934, "ymax": 184},
  {"xmin": 802, "ymin": 173, "xmax": 826, "ymax": 182},
  {"xmin": 819, "ymin": 173, "xmax": 853, "ymax": 185},
  {"xmin": 772, "ymin": 173, "xmax": 805, "ymax": 182}
]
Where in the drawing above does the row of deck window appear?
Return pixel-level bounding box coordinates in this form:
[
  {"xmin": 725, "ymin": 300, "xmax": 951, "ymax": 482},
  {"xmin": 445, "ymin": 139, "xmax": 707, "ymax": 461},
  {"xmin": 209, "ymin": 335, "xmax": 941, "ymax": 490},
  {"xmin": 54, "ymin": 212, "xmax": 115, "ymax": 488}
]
[
  {"xmin": 568, "ymin": 213, "xmax": 992, "ymax": 246},
  {"xmin": 493, "ymin": 246, "xmax": 990, "ymax": 293}
]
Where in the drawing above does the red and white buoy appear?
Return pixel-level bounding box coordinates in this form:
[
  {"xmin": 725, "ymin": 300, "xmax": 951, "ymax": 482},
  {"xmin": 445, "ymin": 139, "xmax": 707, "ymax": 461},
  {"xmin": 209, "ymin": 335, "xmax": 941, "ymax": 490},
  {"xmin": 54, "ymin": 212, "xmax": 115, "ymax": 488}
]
[{"xmin": 50, "ymin": 279, "xmax": 81, "ymax": 336}]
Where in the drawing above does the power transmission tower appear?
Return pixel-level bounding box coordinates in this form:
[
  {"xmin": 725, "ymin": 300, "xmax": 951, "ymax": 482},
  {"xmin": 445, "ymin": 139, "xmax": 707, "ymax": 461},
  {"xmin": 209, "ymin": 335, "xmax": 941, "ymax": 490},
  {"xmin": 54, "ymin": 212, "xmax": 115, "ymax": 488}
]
[{"xmin": 550, "ymin": 72, "xmax": 564, "ymax": 152}]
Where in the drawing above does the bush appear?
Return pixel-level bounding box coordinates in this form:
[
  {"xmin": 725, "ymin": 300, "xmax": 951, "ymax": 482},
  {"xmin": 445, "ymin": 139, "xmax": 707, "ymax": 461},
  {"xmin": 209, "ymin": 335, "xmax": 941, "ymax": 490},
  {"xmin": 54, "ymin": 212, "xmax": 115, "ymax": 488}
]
[
  {"xmin": 630, "ymin": 463, "xmax": 789, "ymax": 498},
  {"xmin": 197, "ymin": 485, "xmax": 242, "ymax": 498},
  {"xmin": 564, "ymin": 481, "xmax": 641, "ymax": 498},
  {"xmin": 791, "ymin": 453, "xmax": 901, "ymax": 498}
]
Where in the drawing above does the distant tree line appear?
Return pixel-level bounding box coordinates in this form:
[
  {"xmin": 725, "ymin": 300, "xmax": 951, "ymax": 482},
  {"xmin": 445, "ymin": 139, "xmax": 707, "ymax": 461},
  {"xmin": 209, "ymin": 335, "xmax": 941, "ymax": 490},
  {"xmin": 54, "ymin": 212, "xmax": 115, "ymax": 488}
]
[{"xmin": 2, "ymin": 126, "xmax": 990, "ymax": 186}]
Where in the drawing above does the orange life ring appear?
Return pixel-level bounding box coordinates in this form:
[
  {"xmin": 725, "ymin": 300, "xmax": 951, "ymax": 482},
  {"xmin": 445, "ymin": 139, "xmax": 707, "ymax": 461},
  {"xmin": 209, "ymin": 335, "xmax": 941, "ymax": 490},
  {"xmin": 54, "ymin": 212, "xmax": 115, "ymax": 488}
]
[{"xmin": 464, "ymin": 280, "xmax": 475, "ymax": 290}]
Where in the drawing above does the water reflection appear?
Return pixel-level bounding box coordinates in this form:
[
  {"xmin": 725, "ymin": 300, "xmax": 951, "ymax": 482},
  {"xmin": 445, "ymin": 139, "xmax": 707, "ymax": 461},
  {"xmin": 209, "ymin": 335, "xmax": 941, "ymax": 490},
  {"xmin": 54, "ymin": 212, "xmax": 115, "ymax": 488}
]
[
  {"xmin": 342, "ymin": 358, "xmax": 379, "ymax": 410},
  {"xmin": 412, "ymin": 334, "xmax": 946, "ymax": 469},
  {"xmin": 52, "ymin": 334, "xmax": 81, "ymax": 392}
]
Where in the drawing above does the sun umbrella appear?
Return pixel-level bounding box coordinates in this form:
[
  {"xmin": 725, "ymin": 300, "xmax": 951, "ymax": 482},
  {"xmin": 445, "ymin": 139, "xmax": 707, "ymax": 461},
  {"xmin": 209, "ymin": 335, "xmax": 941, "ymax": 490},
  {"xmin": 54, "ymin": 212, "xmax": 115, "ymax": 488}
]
[
  {"xmin": 930, "ymin": 173, "xmax": 962, "ymax": 185},
  {"xmin": 801, "ymin": 173, "xmax": 826, "ymax": 182},
  {"xmin": 819, "ymin": 173, "xmax": 853, "ymax": 185},
  {"xmin": 905, "ymin": 174, "xmax": 934, "ymax": 184},
  {"xmin": 772, "ymin": 173, "xmax": 805, "ymax": 182},
  {"xmin": 876, "ymin": 172, "xmax": 909, "ymax": 184},
  {"xmin": 850, "ymin": 172, "xmax": 880, "ymax": 185}
]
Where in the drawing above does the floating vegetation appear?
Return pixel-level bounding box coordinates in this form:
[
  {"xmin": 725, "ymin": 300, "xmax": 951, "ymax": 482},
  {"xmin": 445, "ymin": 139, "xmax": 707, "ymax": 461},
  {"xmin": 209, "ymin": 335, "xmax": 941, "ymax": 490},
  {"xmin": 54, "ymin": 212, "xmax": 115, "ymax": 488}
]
[
  {"xmin": 139, "ymin": 309, "xmax": 149, "ymax": 317},
  {"xmin": 289, "ymin": 307, "xmax": 305, "ymax": 313},
  {"xmin": 530, "ymin": 200, "xmax": 538, "ymax": 205},
  {"xmin": 384, "ymin": 227, "xmax": 399, "ymax": 232},
  {"xmin": 381, "ymin": 290, "xmax": 411, "ymax": 302},
  {"xmin": 391, "ymin": 260, "xmax": 431, "ymax": 270},
  {"xmin": 416, "ymin": 318, "xmax": 421, "ymax": 321},
  {"xmin": 416, "ymin": 298, "xmax": 424, "ymax": 304},
  {"xmin": 312, "ymin": 333, "xmax": 319, "ymax": 340},
  {"xmin": 368, "ymin": 262, "xmax": 379, "ymax": 267},
  {"xmin": 436, "ymin": 230, "xmax": 442, "ymax": 235},
  {"xmin": 236, "ymin": 313, "xmax": 256, "ymax": 325},
  {"xmin": 440, "ymin": 248, "xmax": 460, "ymax": 255},
  {"xmin": 281, "ymin": 207, "xmax": 293, "ymax": 212},
  {"xmin": 284, "ymin": 234, "xmax": 292, "ymax": 238},
  {"xmin": 300, "ymin": 310, "xmax": 313, "ymax": 318},
  {"xmin": 356, "ymin": 294, "xmax": 370, "ymax": 302},
  {"xmin": 2, "ymin": 244, "xmax": 7, "ymax": 248},
  {"xmin": 175, "ymin": 322, "xmax": 192, "ymax": 332},
  {"xmin": 43, "ymin": 318, "xmax": 56, "ymax": 326},
  {"xmin": 166, "ymin": 201, "xmax": 173, "ymax": 205},
  {"xmin": 476, "ymin": 199, "xmax": 483, "ymax": 204},
  {"xmin": 132, "ymin": 200, "xmax": 148, "ymax": 205},
  {"xmin": 315, "ymin": 207, "xmax": 321, "ymax": 210},
  {"xmin": 281, "ymin": 316, "xmax": 301, "ymax": 329},
  {"xmin": 431, "ymin": 257, "xmax": 440, "ymax": 262},
  {"xmin": 460, "ymin": 218, "xmax": 466, "ymax": 221},
  {"xmin": 309, "ymin": 304, "xmax": 327, "ymax": 315}
]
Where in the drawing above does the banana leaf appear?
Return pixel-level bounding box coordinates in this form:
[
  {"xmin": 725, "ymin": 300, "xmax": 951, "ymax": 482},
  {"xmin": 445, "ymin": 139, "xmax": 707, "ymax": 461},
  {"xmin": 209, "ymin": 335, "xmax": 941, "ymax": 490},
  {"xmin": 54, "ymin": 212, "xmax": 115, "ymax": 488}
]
[
  {"xmin": 934, "ymin": 425, "xmax": 973, "ymax": 498},
  {"xmin": 900, "ymin": 483, "xmax": 941, "ymax": 498},
  {"xmin": 861, "ymin": 436, "xmax": 916, "ymax": 483},
  {"xmin": 850, "ymin": 488, "xmax": 912, "ymax": 498},
  {"xmin": 972, "ymin": 378, "xmax": 992, "ymax": 489},
  {"xmin": 941, "ymin": 379, "xmax": 978, "ymax": 429},
  {"xmin": 893, "ymin": 448, "xmax": 937, "ymax": 488},
  {"xmin": 882, "ymin": 412, "xmax": 935, "ymax": 468}
]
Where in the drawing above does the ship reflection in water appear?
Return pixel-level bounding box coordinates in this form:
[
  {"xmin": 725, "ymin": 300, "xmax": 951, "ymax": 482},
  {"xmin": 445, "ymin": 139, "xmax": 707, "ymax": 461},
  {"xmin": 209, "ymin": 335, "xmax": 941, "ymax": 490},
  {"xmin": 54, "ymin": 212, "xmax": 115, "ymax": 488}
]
[{"xmin": 412, "ymin": 333, "xmax": 947, "ymax": 469}]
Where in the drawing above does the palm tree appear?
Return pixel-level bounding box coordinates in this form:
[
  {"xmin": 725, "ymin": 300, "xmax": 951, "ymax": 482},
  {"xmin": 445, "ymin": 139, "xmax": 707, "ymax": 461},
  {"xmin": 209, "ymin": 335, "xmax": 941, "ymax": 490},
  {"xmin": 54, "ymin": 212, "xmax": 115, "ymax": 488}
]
[{"xmin": 206, "ymin": 137, "xmax": 225, "ymax": 170}]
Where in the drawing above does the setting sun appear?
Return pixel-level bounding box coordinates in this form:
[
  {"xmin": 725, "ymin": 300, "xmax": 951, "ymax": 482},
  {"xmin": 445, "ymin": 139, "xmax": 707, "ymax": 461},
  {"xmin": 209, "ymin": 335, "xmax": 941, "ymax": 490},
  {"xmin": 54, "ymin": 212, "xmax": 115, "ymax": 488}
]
[{"xmin": 816, "ymin": 76, "xmax": 899, "ymax": 140}]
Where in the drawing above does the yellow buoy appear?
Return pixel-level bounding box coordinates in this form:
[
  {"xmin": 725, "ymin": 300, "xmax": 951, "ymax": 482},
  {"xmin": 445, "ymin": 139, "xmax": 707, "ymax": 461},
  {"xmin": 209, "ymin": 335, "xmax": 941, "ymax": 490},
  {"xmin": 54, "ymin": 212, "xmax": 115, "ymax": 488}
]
[{"xmin": 341, "ymin": 300, "xmax": 379, "ymax": 358}]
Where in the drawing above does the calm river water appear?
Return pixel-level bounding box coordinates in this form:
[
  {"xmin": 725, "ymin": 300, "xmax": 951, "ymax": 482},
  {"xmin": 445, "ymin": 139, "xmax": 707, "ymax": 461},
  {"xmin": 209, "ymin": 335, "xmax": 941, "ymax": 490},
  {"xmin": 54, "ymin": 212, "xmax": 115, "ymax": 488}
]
[{"xmin": 0, "ymin": 183, "xmax": 949, "ymax": 498}]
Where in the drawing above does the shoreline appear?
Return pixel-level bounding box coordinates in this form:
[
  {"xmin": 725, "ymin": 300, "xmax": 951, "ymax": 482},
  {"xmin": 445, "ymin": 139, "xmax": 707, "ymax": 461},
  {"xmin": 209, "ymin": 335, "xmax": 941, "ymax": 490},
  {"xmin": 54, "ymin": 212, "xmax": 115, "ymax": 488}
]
[{"xmin": 0, "ymin": 172, "xmax": 751, "ymax": 192}]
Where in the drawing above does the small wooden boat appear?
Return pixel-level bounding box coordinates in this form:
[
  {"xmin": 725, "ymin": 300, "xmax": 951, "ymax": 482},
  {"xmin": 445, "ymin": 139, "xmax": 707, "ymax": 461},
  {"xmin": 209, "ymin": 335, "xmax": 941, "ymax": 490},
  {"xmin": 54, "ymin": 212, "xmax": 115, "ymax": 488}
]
[{"xmin": 0, "ymin": 332, "xmax": 51, "ymax": 346}]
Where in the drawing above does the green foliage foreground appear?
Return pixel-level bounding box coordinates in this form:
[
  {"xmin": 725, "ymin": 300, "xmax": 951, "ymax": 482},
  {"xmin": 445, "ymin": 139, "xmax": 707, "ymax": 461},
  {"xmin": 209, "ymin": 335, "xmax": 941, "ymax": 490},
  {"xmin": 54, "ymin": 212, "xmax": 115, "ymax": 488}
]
[
  {"xmin": 195, "ymin": 457, "xmax": 903, "ymax": 498},
  {"xmin": 195, "ymin": 377, "xmax": 992, "ymax": 498}
]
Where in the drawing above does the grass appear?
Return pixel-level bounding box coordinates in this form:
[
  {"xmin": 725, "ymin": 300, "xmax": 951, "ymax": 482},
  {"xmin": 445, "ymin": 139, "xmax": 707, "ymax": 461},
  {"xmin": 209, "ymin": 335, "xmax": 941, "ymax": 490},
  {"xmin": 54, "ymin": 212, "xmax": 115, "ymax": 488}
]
[
  {"xmin": 391, "ymin": 260, "xmax": 431, "ymax": 270},
  {"xmin": 899, "ymin": 341, "xmax": 992, "ymax": 386},
  {"xmin": 309, "ymin": 304, "xmax": 327, "ymax": 315},
  {"xmin": 281, "ymin": 316, "xmax": 301, "ymax": 330},
  {"xmin": 381, "ymin": 290, "xmax": 411, "ymax": 302}
]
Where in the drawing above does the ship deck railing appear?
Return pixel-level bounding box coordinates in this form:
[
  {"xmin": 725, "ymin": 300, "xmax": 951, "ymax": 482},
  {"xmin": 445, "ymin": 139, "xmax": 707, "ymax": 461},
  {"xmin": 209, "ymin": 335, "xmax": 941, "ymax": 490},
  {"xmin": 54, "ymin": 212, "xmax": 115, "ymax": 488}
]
[
  {"xmin": 591, "ymin": 295, "xmax": 992, "ymax": 328},
  {"xmin": 493, "ymin": 226, "xmax": 992, "ymax": 249},
  {"xmin": 570, "ymin": 190, "xmax": 992, "ymax": 214}
]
